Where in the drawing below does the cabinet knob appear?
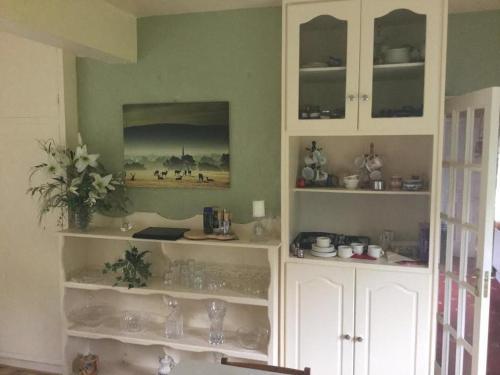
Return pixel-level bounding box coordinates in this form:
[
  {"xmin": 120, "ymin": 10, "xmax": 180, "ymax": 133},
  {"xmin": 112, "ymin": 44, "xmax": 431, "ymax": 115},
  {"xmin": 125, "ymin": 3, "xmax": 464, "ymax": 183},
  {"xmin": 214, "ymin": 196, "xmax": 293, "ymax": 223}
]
[
  {"xmin": 354, "ymin": 336, "xmax": 364, "ymax": 342},
  {"xmin": 342, "ymin": 334, "xmax": 351, "ymax": 340},
  {"xmin": 346, "ymin": 94, "xmax": 357, "ymax": 102},
  {"xmin": 361, "ymin": 94, "xmax": 370, "ymax": 102}
]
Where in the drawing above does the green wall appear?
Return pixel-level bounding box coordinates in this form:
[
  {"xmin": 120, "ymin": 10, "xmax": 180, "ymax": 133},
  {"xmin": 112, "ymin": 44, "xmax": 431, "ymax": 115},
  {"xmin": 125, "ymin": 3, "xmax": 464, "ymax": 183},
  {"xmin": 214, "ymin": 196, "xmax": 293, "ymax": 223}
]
[
  {"xmin": 446, "ymin": 10, "xmax": 500, "ymax": 96},
  {"xmin": 77, "ymin": 8, "xmax": 282, "ymax": 223},
  {"xmin": 77, "ymin": 7, "xmax": 500, "ymax": 222}
]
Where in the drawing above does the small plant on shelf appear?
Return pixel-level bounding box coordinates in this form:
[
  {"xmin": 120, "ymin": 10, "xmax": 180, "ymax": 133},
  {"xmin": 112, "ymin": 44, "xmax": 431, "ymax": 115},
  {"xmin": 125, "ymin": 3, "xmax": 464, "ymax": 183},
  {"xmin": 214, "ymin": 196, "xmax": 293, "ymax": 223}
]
[{"xmin": 103, "ymin": 245, "xmax": 152, "ymax": 289}]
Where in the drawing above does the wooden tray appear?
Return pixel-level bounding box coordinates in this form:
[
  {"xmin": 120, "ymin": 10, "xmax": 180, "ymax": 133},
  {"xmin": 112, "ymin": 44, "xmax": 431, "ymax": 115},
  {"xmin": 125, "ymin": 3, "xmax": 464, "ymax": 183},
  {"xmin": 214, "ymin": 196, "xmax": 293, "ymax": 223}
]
[{"xmin": 183, "ymin": 230, "xmax": 238, "ymax": 241}]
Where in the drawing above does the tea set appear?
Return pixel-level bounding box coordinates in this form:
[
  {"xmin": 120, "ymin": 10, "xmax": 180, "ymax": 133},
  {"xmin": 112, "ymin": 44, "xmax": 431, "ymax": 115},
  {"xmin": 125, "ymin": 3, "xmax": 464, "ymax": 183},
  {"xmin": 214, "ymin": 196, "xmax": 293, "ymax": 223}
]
[{"xmin": 311, "ymin": 237, "xmax": 385, "ymax": 259}]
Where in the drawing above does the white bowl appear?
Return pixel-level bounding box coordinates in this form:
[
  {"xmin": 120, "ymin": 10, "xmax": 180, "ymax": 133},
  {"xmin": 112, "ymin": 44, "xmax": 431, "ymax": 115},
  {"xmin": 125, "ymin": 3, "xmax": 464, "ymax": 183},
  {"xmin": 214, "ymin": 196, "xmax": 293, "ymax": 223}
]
[
  {"xmin": 344, "ymin": 181, "xmax": 359, "ymax": 190},
  {"xmin": 316, "ymin": 236, "xmax": 331, "ymax": 248}
]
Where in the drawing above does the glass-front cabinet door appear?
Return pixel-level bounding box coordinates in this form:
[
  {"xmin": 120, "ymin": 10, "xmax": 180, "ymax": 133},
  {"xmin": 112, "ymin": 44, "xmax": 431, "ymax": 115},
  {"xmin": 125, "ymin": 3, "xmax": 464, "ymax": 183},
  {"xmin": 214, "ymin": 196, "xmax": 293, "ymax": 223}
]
[
  {"xmin": 285, "ymin": 0, "xmax": 361, "ymax": 134},
  {"xmin": 358, "ymin": 0, "xmax": 443, "ymax": 134}
]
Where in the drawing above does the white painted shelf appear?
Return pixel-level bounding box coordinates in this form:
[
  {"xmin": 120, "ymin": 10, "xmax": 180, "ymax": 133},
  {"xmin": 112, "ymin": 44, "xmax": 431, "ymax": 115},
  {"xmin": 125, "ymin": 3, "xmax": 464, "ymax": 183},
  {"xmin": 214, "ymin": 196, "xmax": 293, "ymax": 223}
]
[
  {"xmin": 67, "ymin": 322, "xmax": 268, "ymax": 362},
  {"xmin": 373, "ymin": 62, "xmax": 425, "ymax": 80},
  {"xmin": 292, "ymin": 187, "xmax": 430, "ymax": 195},
  {"xmin": 59, "ymin": 227, "xmax": 280, "ymax": 249},
  {"xmin": 299, "ymin": 66, "xmax": 346, "ymax": 82},
  {"xmin": 65, "ymin": 276, "xmax": 268, "ymax": 307},
  {"xmin": 84, "ymin": 361, "xmax": 154, "ymax": 375}
]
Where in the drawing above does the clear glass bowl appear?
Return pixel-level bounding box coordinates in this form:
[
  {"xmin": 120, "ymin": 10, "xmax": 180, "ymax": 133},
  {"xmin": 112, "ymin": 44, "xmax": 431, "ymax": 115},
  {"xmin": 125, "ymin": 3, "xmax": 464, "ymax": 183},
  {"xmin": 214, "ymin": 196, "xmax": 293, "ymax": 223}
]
[
  {"xmin": 237, "ymin": 326, "xmax": 269, "ymax": 350},
  {"xmin": 68, "ymin": 305, "xmax": 115, "ymax": 327}
]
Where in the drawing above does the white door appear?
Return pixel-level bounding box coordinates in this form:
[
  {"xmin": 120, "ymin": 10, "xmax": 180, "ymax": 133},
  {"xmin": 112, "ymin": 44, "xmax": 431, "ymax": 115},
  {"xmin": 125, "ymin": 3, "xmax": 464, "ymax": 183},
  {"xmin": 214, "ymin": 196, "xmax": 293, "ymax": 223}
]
[
  {"xmin": 437, "ymin": 88, "xmax": 500, "ymax": 375},
  {"xmin": 354, "ymin": 269, "xmax": 432, "ymax": 375},
  {"xmin": 358, "ymin": 0, "xmax": 444, "ymax": 135},
  {"xmin": 284, "ymin": 0, "xmax": 361, "ymax": 135},
  {"xmin": 285, "ymin": 263, "xmax": 355, "ymax": 375}
]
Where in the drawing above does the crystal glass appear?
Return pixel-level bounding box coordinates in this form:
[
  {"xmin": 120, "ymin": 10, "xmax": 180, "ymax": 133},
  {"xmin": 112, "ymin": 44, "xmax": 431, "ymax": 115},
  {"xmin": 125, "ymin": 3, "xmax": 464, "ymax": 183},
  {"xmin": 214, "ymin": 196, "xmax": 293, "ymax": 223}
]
[
  {"xmin": 206, "ymin": 300, "xmax": 227, "ymax": 345},
  {"xmin": 120, "ymin": 311, "xmax": 143, "ymax": 333},
  {"xmin": 237, "ymin": 326, "xmax": 270, "ymax": 350},
  {"xmin": 163, "ymin": 297, "xmax": 183, "ymax": 339}
]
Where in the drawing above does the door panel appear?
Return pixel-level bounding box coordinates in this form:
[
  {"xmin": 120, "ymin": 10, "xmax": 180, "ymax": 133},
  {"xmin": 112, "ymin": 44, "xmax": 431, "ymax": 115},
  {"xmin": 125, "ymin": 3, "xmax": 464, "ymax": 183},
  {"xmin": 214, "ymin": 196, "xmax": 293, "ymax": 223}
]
[
  {"xmin": 285, "ymin": 263, "xmax": 355, "ymax": 375},
  {"xmin": 354, "ymin": 269, "xmax": 431, "ymax": 375},
  {"xmin": 285, "ymin": 0, "xmax": 361, "ymax": 135},
  {"xmin": 437, "ymin": 88, "xmax": 500, "ymax": 375},
  {"xmin": 358, "ymin": 0, "xmax": 444, "ymax": 134}
]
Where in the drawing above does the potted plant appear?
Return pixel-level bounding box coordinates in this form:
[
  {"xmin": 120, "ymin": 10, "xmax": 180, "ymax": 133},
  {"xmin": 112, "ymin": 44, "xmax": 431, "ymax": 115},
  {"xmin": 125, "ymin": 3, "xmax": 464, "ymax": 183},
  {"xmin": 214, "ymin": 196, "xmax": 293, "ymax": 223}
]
[
  {"xmin": 28, "ymin": 137, "xmax": 127, "ymax": 230},
  {"xmin": 103, "ymin": 246, "xmax": 152, "ymax": 289}
]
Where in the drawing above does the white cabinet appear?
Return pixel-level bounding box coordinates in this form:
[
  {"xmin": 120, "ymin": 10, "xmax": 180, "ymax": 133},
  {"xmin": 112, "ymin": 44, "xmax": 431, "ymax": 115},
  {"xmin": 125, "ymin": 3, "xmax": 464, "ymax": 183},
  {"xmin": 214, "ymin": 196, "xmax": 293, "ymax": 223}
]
[
  {"xmin": 285, "ymin": 263, "xmax": 431, "ymax": 375},
  {"xmin": 285, "ymin": 263, "xmax": 355, "ymax": 375},
  {"xmin": 283, "ymin": 0, "xmax": 446, "ymax": 135},
  {"xmin": 354, "ymin": 269, "xmax": 432, "ymax": 375}
]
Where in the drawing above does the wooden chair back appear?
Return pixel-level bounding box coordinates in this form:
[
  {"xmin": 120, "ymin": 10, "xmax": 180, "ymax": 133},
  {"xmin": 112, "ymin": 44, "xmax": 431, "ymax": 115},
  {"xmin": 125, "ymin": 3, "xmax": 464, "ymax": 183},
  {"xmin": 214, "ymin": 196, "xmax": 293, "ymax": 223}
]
[{"xmin": 221, "ymin": 358, "xmax": 311, "ymax": 375}]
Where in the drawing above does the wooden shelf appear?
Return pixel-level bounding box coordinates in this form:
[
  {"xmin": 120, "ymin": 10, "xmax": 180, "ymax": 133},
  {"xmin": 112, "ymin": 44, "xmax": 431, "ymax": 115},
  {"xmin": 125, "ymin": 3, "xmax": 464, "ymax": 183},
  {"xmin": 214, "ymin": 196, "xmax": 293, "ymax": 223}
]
[
  {"xmin": 293, "ymin": 187, "xmax": 430, "ymax": 195},
  {"xmin": 299, "ymin": 66, "xmax": 346, "ymax": 82},
  {"xmin": 67, "ymin": 322, "xmax": 268, "ymax": 362},
  {"xmin": 59, "ymin": 227, "xmax": 280, "ymax": 249},
  {"xmin": 373, "ymin": 62, "xmax": 424, "ymax": 80},
  {"xmin": 65, "ymin": 276, "xmax": 268, "ymax": 307}
]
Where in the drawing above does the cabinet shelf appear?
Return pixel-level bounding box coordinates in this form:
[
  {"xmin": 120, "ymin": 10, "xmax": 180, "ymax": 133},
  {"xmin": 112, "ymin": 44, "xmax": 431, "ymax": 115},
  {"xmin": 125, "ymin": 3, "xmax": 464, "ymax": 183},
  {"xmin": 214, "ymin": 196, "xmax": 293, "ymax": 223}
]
[
  {"xmin": 67, "ymin": 323, "xmax": 268, "ymax": 362},
  {"xmin": 373, "ymin": 62, "xmax": 424, "ymax": 80},
  {"xmin": 59, "ymin": 227, "xmax": 280, "ymax": 249},
  {"xmin": 299, "ymin": 66, "xmax": 346, "ymax": 82},
  {"xmin": 65, "ymin": 277, "xmax": 268, "ymax": 307},
  {"xmin": 293, "ymin": 187, "xmax": 430, "ymax": 196}
]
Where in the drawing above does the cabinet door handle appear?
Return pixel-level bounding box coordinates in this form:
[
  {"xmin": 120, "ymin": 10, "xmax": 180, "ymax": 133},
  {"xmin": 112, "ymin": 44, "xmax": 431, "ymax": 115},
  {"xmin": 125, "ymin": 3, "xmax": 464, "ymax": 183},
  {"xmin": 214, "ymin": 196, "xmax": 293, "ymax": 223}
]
[
  {"xmin": 361, "ymin": 94, "xmax": 370, "ymax": 102},
  {"xmin": 346, "ymin": 94, "xmax": 357, "ymax": 102},
  {"xmin": 342, "ymin": 334, "xmax": 352, "ymax": 340},
  {"xmin": 354, "ymin": 336, "xmax": 364, "ymax": 342}
]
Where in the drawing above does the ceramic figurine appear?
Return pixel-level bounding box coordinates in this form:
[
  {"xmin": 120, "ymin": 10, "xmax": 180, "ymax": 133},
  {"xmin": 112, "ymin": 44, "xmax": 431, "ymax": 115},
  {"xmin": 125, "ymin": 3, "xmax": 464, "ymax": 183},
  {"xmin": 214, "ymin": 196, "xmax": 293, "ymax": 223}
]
[
  {"xmin": 77, "ymin": 353, "xmax": 99, "ymax": 375},
  {"xmin": 158, "ymin": 354, "xmax": 175, "ymax": 375}
]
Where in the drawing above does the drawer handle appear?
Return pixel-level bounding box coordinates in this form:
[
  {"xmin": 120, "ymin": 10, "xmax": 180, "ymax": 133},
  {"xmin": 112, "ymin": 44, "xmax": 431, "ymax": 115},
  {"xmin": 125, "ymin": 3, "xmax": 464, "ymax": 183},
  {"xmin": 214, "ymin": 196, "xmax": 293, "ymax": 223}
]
[
  {"xmin": 342, "ymin": 334, "xmax": 352, "ymax": 340},
  {"xmin": 354, "ymin": 336, "xmax": 364, "ymax": 343}
]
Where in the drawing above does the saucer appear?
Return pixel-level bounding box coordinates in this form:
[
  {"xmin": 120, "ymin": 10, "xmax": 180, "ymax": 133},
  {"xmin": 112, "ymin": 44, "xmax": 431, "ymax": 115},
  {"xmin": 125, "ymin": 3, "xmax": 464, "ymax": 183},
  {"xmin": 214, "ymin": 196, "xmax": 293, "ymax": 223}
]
[
  {"xmin": 312, "ymin": 244, "xmax": 335, "ymax": 253},
  {"xmin": 311, "ymin": 250, "xmax": 337, "ymax": 258}
]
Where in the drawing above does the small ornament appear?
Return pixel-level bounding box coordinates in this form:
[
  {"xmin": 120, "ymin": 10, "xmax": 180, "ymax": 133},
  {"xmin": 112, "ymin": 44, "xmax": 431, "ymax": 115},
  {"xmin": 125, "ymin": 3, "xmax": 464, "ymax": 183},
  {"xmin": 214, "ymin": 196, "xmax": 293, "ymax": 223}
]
[
  {"xmin": 158, "ymin": 354, "xmax": 175, "ymax": 375},
  {"xmin": 77, "ymin": 353, "xmax": 99, "ymax": 375}
]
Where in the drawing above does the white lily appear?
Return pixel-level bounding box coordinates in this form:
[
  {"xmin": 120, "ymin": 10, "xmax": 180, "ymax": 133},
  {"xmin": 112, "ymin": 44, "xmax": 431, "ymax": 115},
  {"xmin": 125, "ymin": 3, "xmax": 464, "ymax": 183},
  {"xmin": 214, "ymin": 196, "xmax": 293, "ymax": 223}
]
[
  {"xmin": 45, "ymin": 155, "xmax": 66, "ymax": 178},
  {"xmin": 91, "ymin": 173, "xmax": 113, "ymax": 195},
  {"xmin": 75, "ymin": 145, "xmax": 99, "ymax": 172},
  {"xmin": 68, "ymin": 176, "xmax": 82, "ymax": 195}
]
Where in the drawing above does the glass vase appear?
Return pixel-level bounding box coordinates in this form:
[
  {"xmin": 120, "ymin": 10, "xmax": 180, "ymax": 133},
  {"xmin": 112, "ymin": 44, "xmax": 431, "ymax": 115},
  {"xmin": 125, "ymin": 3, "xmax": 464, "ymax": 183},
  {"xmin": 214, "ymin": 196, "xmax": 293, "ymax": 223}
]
[
  {"xmin": 72, "ymin": 206, "xmax": 93, "ymax": 230},
  {"xmin": 206, "ymin": 300, "xmax": 226, "ymax": 345}
]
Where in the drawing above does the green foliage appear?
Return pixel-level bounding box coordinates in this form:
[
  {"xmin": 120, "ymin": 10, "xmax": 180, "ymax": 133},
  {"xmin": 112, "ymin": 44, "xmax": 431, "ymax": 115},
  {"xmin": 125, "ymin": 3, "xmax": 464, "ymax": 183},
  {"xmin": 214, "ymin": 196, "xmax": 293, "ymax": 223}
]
[{"xmin": 102, "ymin": 246, "xmax": 152, "ymax": 289}]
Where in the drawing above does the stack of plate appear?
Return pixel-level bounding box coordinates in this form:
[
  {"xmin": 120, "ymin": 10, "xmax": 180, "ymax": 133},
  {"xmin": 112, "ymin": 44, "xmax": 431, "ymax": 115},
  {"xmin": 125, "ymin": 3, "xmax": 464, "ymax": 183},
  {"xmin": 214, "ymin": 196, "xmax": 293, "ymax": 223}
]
[{"xmin": 311, "ymin": 243, "xmax": 337, "ymax": 258}]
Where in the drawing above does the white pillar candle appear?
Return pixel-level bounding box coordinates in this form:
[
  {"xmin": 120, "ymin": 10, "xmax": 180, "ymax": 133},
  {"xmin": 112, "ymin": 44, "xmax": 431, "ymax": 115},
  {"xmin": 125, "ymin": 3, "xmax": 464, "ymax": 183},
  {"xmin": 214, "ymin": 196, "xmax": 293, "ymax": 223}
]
[{"xmin": 253, "ymin": 200, "xmax": 265, "ymax": 218}]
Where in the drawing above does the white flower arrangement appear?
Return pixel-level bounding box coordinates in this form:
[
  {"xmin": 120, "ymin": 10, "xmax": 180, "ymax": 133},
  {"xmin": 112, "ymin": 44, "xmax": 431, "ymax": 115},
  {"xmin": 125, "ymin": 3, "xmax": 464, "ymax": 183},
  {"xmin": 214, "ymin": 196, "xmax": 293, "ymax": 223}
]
[{"xmin": 28, "ymin": 137, "xmax": 127, "ymax": 228}]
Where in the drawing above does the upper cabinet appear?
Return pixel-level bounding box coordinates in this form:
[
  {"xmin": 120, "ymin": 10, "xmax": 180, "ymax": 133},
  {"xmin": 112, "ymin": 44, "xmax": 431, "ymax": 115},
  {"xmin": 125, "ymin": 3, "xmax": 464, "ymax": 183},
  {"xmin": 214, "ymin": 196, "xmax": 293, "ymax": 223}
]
[{"xmin": 283, "ymin": 0, "xmax": 445, "ymax": 135}]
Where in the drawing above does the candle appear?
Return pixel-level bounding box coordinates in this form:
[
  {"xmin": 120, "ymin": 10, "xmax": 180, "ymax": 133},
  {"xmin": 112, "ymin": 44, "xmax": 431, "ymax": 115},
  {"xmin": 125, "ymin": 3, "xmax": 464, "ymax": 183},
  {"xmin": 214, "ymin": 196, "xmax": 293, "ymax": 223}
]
[{"xmin": 252, "ymin": 200, "xmax": 265, "ymax": 218}]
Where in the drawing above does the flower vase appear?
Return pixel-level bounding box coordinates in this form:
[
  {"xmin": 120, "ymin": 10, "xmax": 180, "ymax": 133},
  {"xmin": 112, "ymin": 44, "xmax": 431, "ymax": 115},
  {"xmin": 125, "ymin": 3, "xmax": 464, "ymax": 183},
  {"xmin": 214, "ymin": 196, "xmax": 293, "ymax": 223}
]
[{"xmin": 73, "ymin": 206, "xmax": 93, "ymax": 230}]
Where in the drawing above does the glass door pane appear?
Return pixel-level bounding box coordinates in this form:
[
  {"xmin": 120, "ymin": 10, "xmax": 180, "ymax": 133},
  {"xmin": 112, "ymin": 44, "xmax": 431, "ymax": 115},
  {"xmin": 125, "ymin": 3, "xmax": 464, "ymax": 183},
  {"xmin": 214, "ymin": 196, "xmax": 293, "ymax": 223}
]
[
  {"xmin": 299, "ymin": 16, "xmax": 347, "ymax": 121},
  {"xmin": 371, "ymin": 9, "xmax": 426, "ymax": 119}
]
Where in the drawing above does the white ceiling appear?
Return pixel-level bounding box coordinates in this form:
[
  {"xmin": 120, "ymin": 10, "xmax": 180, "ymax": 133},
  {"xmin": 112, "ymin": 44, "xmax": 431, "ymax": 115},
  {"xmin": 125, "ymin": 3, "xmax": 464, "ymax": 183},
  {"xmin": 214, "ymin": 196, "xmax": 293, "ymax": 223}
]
[{"xmin": 106, "ymin": 0, "xmax": 500, "ymax": 17}]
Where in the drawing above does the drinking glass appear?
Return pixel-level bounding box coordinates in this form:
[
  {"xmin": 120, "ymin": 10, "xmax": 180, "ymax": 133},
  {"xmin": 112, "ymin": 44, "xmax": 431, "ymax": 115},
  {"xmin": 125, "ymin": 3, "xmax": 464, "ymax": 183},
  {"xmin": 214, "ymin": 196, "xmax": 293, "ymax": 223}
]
[{"xmin": 206, "ymin": 300, "xmax": 227, "ymax": 345}]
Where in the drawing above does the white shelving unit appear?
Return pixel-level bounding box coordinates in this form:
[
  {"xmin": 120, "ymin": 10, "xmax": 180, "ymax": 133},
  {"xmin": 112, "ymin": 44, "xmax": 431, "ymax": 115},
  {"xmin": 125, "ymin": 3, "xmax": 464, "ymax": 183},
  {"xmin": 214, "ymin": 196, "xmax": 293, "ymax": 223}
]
[
  {"xmin": 293, "ymin": 187, "xmax": 430, "ymax": 195},
  {"xmin": 59, "ymin": 213, "xmax": 280, "ymax": 374}
]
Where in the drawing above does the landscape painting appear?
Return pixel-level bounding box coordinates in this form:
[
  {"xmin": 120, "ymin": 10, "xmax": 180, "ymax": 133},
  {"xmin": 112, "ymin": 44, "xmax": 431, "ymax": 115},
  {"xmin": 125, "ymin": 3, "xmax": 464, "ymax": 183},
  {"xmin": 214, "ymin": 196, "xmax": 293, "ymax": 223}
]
[{"xmin": 123, "ymin": 102, "xmax": 230, "ymax": 189}]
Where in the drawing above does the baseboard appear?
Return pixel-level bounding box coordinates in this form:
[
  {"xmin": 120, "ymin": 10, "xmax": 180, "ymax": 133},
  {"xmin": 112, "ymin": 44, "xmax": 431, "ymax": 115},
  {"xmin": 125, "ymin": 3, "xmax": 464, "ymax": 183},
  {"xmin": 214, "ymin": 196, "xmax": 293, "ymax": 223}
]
[{"xmin": 0, "ymin": 352, "xmax": 62, "ymax": 374}]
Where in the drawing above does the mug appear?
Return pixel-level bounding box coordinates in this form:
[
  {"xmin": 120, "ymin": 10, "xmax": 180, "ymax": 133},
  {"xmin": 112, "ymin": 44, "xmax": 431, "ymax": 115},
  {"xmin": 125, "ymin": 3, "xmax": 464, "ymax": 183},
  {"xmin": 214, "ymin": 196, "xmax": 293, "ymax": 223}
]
[
  {"xmin": 350, "ymin": 243, "xmax": 364, "ymax": 255},
  {"xmin": 316, "ymin": 236, "xmax": 331, "ymax": 248},
  {"xmin": 338, "ymin": 245, "xmax": 353, "ymax": 258},
  {"xmin": 368, "ymin": 245, "xmax": 384, "ymax": 259}
]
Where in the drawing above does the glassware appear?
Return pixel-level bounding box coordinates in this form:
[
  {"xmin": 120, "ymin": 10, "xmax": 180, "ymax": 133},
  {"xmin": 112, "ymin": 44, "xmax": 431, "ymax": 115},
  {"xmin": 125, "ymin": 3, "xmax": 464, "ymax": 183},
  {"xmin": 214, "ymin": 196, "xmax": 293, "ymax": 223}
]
[
  {"xmin": 237, "ymin": 326, "xmax": 270, "ymax": 350},
  {"xmin": 120, "ymin": 311, "xmax": 143, "ymax": 333},
  {"xmin": 206, "ymin": 299, "xmax": 227, "ymax": 345},
  {"xmin": 68, "ymin": 304, "xmax": 115, "ymax": 327},
  {"xmin": 163, "ymin": 297, "xmax": 183, "ymax": 339}
]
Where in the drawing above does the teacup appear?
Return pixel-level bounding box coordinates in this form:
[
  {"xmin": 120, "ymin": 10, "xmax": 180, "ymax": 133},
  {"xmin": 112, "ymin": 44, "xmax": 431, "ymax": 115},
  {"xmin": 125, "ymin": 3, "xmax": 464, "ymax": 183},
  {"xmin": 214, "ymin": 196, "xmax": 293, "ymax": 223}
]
[
  {"xmin": 368, "ymin": 245, "xmax": 384, "ymax": 259},
  {"xmin": 344, "ymin": 175, "xmax": 360, "ymax": 190},
  {"xmin": 338, "ymin": 245, "xmax": 353, "ymax": 258},
  {"xmin": 316, "ymin": 236, "xmax": 331, "ymax": 248},
  {"xmin": 350, "ymin": 243, "xmax": 364, "ymax": 255}
]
